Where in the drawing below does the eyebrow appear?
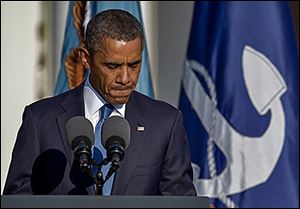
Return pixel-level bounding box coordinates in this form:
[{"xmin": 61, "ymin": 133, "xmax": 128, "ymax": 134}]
[
  {"xmin": 104, "ymin": 62, "xmax": 122, "ymax": 66},
  {"xmin": 103, "ymin": 59, "xmax": 141, "ymax": 66},
  {"xmin": 128, "ymin": 60, "xmax": 141, "ymax": 65}
]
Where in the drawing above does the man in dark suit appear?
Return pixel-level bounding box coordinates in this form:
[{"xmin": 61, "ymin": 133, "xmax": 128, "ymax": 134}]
[{"xmin": 3, "ymin": 9, "xmax": 196, "ymax": 196}]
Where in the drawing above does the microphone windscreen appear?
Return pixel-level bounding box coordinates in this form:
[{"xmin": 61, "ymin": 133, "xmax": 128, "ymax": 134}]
[
  {"xmin": 65, "ymin": 116, "xmax": 95, "ymax": 150},
  {"xmin": 101, "ymin": 115, "xmax": 130, "ymax": 150}
]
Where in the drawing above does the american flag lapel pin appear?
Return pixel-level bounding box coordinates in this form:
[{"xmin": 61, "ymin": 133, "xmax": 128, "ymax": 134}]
[{"xmin": 137, "ymin": 124, "xmax": 144, "ymax": 132}]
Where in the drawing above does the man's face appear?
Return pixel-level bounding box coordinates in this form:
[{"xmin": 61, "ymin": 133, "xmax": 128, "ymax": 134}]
[{"xmin": 86, "ymin": 37, "xmax": 142, "ymax": 105}]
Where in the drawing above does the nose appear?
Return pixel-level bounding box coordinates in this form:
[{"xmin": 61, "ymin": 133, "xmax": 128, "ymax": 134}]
[{"xmin": 116, "ymin": 66, "xmax": 130, "ymax": 85}]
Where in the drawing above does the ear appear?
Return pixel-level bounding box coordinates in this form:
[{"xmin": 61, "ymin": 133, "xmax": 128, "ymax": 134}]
[{"xmin": 79, "ymin": 47, "xmax": 90, "ymax": 69}]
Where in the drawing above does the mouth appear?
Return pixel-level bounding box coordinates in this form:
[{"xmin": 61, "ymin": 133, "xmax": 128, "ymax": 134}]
[{"xmin": 108, "ymin": 89, "xmax": 132, "ymax": 104}]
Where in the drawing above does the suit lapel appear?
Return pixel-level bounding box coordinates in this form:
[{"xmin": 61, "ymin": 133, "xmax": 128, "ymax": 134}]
[
  {"xmin": 56, "ymin": 83, "xmax": 99, "ymax": 195},
  {"xmin": 56, "ymin": 84, "xmax": 85, "ymax": 166},
  {"xmin": 112, "ymin": 92, "xmax": 151, "ymax": 195}
]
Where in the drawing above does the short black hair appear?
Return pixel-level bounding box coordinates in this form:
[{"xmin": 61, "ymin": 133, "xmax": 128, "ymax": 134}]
[{"xmin": 85, "ymin": 9, "xmax": 144, "ymax": 55}]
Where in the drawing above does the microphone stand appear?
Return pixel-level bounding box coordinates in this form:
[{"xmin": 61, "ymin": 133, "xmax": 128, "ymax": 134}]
[
  {"xmin": 95, "ymin": 171, "xmax": 104, "ymax": 195},
  {"xmin": 94, "ymin": 158, "xmax": 108, "ymax": 195},
  {"xmin": 77, "ymin": 149, "xmax": 122, "ymax": 195},
  {"xmin": 94, "ymin": 158, "xmax": 120, "ymax": 195}
]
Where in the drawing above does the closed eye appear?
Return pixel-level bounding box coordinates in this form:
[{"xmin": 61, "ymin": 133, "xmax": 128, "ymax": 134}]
[
  {"xmin": 128, "ymin": 60, "xmax": 141, "ymax": 68},
  {"xmin": 105, "ymin": 63, "xmax": 122, "ymax": 69}
]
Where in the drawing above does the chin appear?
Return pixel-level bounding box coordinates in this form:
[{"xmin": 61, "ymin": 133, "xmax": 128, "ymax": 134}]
[{"xmin": 110, "ymin": 97, "xmax": 129, "ymax": 105}]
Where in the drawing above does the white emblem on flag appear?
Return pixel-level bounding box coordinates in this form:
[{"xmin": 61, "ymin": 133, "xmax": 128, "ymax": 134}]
[{"xmin": 183, "ymin": 45, "xmax": 287, "ymax": 197}]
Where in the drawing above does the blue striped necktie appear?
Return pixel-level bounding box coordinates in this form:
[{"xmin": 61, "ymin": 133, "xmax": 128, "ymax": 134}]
[{"xmin": 93, "ymin": 103, "xmax": 114, "ymax": 195}]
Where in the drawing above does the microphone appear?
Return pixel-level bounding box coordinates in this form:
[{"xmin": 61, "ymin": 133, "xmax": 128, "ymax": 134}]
[
  {"xmin": 65, "ymin": 116, "xmax": 95, "ymax": 175},
  {"xmin": 101, "ymin": 115, "xmax": 130, "ymax": 180}
]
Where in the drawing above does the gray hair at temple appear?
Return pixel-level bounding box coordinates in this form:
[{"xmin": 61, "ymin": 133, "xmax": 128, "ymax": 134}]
[{"xmin": 85, "ymin": 9, "xmax": 145, "ymax": 55}]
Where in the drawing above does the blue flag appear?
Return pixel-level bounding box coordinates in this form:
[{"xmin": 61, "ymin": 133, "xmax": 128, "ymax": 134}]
[
  {"xmin": 54, "ymin": 1, "xmax": 154, "ymax": 98},
  {"xmin": 179, "ymin": 2, "xmax": 299, "ymax": 208}
]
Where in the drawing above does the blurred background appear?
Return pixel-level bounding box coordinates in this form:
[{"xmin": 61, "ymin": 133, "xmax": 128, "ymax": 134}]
[{"xmin": 1, "ymin": 1, "xmax": 299, "ymax": 203}]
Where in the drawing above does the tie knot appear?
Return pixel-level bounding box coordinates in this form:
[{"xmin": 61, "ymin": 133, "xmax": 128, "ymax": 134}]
[{"xmin": 100, "ymin": 103, "xmax": 114, "ymax": 120}]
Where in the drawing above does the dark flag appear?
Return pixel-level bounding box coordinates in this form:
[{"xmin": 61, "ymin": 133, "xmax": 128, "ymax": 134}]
[{"xmin": 179, "ymin": 2, "xmax": 299, "ymax": 207}]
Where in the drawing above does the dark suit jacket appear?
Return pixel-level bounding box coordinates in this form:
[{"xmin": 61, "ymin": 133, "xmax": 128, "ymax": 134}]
[{"xmin": 3, "ymin": 83, "xmax": 196, "ymax": 195}]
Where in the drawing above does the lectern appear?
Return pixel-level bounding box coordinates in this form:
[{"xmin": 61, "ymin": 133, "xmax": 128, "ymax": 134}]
[{"xmin": 1, "ymin": 195, "xmax": 210, "ymax": 208}]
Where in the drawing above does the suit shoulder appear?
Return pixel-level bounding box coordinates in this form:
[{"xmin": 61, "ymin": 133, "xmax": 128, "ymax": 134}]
[
  {"xmin": 131, "ymin": 91, "xmax": 179, "ymax": 116},
  {"xmin": 26, "ymin": 86, "xmax": 82, "ymax": 116},
  {"xmin": 28, "ymin": 90, "xmax": 70, "ymax": 110}
]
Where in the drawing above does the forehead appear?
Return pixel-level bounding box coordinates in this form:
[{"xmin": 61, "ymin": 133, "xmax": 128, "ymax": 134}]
[{"xmin": 95, "ymin": 37, "xmax": 143, "ymax": 60}]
